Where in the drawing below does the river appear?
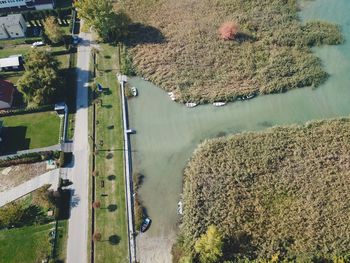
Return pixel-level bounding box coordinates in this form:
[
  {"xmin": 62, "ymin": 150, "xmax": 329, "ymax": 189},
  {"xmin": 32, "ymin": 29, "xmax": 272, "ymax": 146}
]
[{"xmin": 128, "ymin": 0, "xmax": 350, "ymax": 261}]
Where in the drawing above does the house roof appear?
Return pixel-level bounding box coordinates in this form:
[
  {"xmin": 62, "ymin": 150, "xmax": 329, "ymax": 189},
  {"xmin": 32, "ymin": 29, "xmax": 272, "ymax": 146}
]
[
  {"xmin": 0, "ymin": 14, "xmax": 23, "ymax": 26},
  {"xmin": 0, "ymin": 56, "xmax": 20, "ymax": 68},
  {"xmin": 0, "ymin": 80, "xmax": 15, "ymax": 104}
]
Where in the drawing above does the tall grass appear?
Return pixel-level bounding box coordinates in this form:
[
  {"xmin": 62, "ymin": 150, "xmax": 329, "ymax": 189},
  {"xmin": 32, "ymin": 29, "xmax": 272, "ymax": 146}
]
[
  {"xmin": 181, "ymin": 119, "xmax": 350, "ymax": 261},
  {"xmin": 121, "ymin": 0, "xmax": 343, "ymax": 103}
]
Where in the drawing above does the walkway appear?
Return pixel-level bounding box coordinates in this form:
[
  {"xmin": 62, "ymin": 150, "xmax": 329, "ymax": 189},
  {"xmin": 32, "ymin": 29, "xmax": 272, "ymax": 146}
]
[
  {"xmin": 0, "ymin": 169, "xmax": 59, "ymax": 207},
  {"xmin": 0, "ymin": 144, "xmax": 61, "ymax": 160},
  {"xmin": 119, "ymin": 76, "xmax": 136, "ymax": 263},
  {"xmin": 66, "ymin": 29, "xmax": 91, "ymax": 263}
]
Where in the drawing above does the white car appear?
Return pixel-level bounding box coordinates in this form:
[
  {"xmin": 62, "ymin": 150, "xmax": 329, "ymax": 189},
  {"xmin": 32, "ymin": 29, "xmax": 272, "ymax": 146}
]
[{"xmin": 31, "ymin": 41, "xmax": 45, "ymax": 48}]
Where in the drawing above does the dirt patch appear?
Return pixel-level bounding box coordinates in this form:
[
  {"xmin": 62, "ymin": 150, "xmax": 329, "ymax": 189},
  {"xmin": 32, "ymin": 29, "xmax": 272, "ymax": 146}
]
[
  {"xmin": 136, "ymin": 232, "xmax": 175, "ymax": 263},
  {"xmin": 0, "ymin": 161, "xmax": 52, "ymax": 192}
]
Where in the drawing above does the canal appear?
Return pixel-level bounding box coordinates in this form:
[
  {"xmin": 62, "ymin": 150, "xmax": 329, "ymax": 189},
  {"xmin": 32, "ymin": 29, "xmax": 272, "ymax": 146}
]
[{"xmin": 128, "ymin": 0, "xmax": 350, "ymax": 261}]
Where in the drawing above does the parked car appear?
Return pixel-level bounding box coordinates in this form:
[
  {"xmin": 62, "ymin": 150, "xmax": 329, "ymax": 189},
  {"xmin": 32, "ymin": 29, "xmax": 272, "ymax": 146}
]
[
  {"xmin": 31, "ymin": 41, "xmax": 45, "ymax": 48},
  {"xmin": 73, "ymin": 35, "xmax": 80, "ymax": 45}
]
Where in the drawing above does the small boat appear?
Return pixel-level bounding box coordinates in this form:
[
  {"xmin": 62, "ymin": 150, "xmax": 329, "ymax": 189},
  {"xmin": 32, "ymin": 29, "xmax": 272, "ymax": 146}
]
[
  {"xmin": 185, "ymin": 102, "xmax": 197, "ymax": 108},
  {"xmin": 168, "ymin": 92, "xmax": 176, "ymax": 101},
  {"xmin": 245, "ymin": 94, "xmax": 256, "ymax": 100},
  {"xmin": 177, "ymin": 201, "xmax": 183, "ymax": 215},
  {"xmin": 141, "ymin": 217, "xmax": 151, "ymax": 233},
  {"xmin": 131, "ymin": 87, "xmax": 138, "ymax": 96},
  {"xmin": 212, "ymin": 102, "xmax": 226, "ymax": 107}
]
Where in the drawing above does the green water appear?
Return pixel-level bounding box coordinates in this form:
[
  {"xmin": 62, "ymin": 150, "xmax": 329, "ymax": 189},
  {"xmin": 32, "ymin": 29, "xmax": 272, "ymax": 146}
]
[{"xmin": 129, "ymin": 0, "xmax": 350, "ymax": 242}]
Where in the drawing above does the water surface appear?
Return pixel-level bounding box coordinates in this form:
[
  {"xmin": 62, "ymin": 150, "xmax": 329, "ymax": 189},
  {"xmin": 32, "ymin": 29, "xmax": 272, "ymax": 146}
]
[{"xmin": 129, "ymin": 0, "xmax": 350, "ymax": 253}]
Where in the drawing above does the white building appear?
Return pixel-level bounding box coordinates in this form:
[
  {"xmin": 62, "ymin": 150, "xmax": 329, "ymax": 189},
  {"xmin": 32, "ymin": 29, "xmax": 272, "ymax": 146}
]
[
  {"xmin": 0, "ymin": 55, "xmax": 23, "ymax": 70},
  {"xmin": 0, "ymin": 13, "xmax": 27, "ymax": 39},
  {"xmin": 0, "ymin": 0, "xmax": 55, "ymax": 12}
]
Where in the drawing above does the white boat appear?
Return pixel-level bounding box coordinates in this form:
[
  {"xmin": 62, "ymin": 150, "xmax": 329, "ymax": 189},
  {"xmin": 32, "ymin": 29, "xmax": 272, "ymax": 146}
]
[
  {"xmin": 185, "ymin": 102, "xmax": 197, "ymax": 108},
  {"xmin": 131, "ymin": 87, "xmax": 138, "ymax": 96},
  {"xmin": 168, "ymin": 92, "xmax": 176, "ymax": 101},
  {"xmin": 212, "ymin": 102, "xmax": 226, "ymax": 107},
  {"xmin": 177, "ymin": 201, "xmax": 183, "ymax": 215},
  {"xmin": 245, "ymin": 94, "xmax": 256, "ymax": 100}
]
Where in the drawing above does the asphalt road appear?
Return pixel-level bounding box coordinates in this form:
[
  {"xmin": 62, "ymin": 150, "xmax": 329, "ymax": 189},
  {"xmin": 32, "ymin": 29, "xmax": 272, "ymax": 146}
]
[{"xmin": 66, "ymin": 30, "xmax": 91, "ymax": 263}]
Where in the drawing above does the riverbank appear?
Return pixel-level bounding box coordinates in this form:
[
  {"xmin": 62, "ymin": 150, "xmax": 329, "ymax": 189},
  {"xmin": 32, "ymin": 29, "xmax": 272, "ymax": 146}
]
[
  {"xmin": 121, "ymin": 0, "xmax": 342, "ymax": 104},
  {"xmin": 92, "ymin": 44, "xmax": 128, "ymax": 262}
]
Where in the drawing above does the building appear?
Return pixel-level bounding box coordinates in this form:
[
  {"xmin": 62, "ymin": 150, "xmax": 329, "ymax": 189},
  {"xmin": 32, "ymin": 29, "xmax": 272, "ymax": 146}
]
[
  {"xmin": 0, "ymin": 13, "xmax": 27, "ymax": 39},
  {"xmin": 0, "ymin": 80, "xmax": 15, "ymax": 109},
  {"xmin": 0, "ymin": 55, "xmax": 23, "ymax": 71},
  {"xmin": 0, "ymin": 0, "xmax": 55, "ymax": 13}
]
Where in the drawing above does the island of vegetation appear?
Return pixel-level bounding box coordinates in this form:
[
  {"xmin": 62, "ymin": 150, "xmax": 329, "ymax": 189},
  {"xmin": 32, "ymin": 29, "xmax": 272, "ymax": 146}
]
[
  {"xmin": 176, "ymin": 119, "xmax": 350, "ymax": 262},
  {"xmin": 121, "ymin": 0, "xmax": 343, "ymax": 104}
]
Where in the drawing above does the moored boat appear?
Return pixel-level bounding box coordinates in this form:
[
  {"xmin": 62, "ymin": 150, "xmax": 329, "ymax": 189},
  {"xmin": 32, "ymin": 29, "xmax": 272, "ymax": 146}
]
[
  {"xmin": 141, "ymin": 217, "xmax": 151, "ymax": 232},
  {"xmin": 177, "ymin": 201, "xmax": 183, "ymax": 215},
  {"xmin": 213, "ymin": 102, "xmax": 226, "ymax": 107},
  {"xmin": 168, "ymin": 92, "xmax": 176, "ymax": 101},
  {"xmin": 185, "ymin": 102, "xmax": 197, "ymax": 108},
  {"xmin": 131, "ymin": 87, "xmax": 138, "ymax": 96}
]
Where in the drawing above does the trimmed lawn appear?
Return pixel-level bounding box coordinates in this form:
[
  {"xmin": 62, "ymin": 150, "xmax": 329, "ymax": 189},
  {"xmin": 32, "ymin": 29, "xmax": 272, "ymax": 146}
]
[
  {"xmin": 0, "ymin": 223, "xmax": 53, "ymax": 263},
  {"xmin": 1, "ymin": 111, "xmax": 60, "ymax": 153},
  {"xmin": 94, "ymin": 44, "xmax": 128, "ymax": 262},
  {"xmin": 54, "ymin": 220, "xmax": 69, "ymax": 262}
]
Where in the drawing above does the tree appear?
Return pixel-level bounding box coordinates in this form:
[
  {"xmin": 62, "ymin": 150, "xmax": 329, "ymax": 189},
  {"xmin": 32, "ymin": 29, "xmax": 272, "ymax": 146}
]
[
  {"xmin": 92, "ymin": 232, "xmax": 102, "ymax": 242},
  {"xmin": 0, "ymin": 202, "xmax": 25, "ymax": 227},
  {"xmin": 74, "ymin": 0, "xmax": 130, "ymax": 42},
  {"xmin": 219, "ymin": 21, "xmax": 239, "ymax": 40},
  {"xmin": 17, "ymin": 49, "xmax": 63, "ymax": 106},
  {"xmin": 43, "ymin": 16, "xmax": 64, "ymax": 44},
  {"xmin": 194, "ymin": 225, "xmax": 223, "ymax": 263},
  {"xmin": 92, "ymin": 201, "xmax": 101, "ymax": 209}
]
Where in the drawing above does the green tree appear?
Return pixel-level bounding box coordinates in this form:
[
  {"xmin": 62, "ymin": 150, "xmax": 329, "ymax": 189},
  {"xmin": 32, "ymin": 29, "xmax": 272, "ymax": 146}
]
[
  {"xmin": 74, "ymin": 0, "xmax": 130, "ymax": 42},
  {"xmin": 0, "ymin": 202, "xmax": 25, "ymax": 227},
  {"xmin": 17, "ymin": 49, "xmax": 63, "ymax": 106},
  {"xmin": 43, "ymin": 16, "xmax": 64, "ymax": 44},
  {"xmin": 194, "ymin": 225, "xmax": 223, "ymax": 263}
]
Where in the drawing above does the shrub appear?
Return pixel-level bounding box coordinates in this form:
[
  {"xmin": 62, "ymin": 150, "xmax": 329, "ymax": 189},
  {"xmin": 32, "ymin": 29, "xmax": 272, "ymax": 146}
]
[
  {"xmin": 0, "ymin": 151, "xmax": 58, "ymax": 167},
  {"xmin": 219, "ymin": 22, "xmax": 239, "ymax": 40},
  {"xmin": 59, "ymin": 151, "xmax": 65, "ymax": 167}
]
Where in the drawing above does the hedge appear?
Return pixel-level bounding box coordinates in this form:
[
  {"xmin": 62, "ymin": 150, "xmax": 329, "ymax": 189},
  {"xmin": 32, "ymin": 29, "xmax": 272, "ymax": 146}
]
[
  {"xmin": 0, "ymin": 151, "xmax": 60, "ymax": 167},
  {"xmin": 0, "ymin": 104, "xmax": 54, "ymax": 118}
]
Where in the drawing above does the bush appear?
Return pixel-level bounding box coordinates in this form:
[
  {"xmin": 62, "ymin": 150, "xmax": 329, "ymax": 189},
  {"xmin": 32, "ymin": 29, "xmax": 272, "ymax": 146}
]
[
  {"xmin": 59, "ymin": 151, "xmax": 65, "ymax": 167},
  {"xmin": 0, "ymin": 151, "xmax": 59, "ymax": 167},
  {"xmin": 0, "ymin": 104, "xmax": 54, "ymax": 117},
  {"xmin": 219, "ymin": 22, "xmax": 239, "ymax": 40}
]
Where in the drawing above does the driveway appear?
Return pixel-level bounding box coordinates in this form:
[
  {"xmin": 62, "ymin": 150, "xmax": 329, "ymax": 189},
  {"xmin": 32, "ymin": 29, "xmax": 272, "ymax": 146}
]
[{"xmin": 0, "ymin": 169, "xmax": 59, "ymax": 207}]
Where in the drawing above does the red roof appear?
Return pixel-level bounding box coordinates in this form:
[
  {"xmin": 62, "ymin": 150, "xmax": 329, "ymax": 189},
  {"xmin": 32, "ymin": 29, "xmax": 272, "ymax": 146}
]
[{"xmin": 0, "ymin": 80, "xmax": 15, "ymax": 105}]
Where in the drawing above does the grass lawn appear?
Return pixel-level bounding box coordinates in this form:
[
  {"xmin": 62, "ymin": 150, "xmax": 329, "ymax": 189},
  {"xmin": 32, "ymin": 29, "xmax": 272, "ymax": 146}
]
[
  {"xmin": 54, "ymin": 220, "xmax": 69, "ymax": 262},
  {"xmin": 93, "ymin": 44, "xmax": 128, "ymax": 262},
  {"xmin": 1, "ymin": 111, "xmax": 60, "ymax": 153},
  {"xmin": 0, "ymin": 223, "xmax": 53, "ymax": 263}
]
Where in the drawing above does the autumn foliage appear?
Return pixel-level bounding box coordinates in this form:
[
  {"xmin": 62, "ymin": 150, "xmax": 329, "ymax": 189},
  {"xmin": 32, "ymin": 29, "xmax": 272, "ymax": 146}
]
[{"xmin": 218, "ymin": 21, "xmax": 239, "ymax": 40}]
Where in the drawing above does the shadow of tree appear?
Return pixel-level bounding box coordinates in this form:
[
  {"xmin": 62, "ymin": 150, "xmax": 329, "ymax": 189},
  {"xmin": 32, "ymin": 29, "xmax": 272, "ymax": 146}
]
[
  {"xmin": 125, "ymin": 23, "xmax": 166, "ymax": 47},
  {"xmin": 107, "ymin": 175, "xmax": 116, "ymax": 181},
  {"xmin": 108, "ymin": 235, "xmax": 120, "ymax": 245},
  {"xmin": 236, "ymin": 32, "xmax": 256, "ymax": 43},
  {"xmin": 107, "ymin": 204, "xmax": 117, "ymax": 212}
]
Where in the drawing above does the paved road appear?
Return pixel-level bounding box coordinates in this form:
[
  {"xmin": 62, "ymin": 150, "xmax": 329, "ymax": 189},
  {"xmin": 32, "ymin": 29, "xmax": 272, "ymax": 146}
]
[
  {"xmin": 0, "ymin": 169, "xmax": 59, "ymax": 207},
  {"xmin": 66, "ymin": 30, "xmax": 91, "ymax": 263}
]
